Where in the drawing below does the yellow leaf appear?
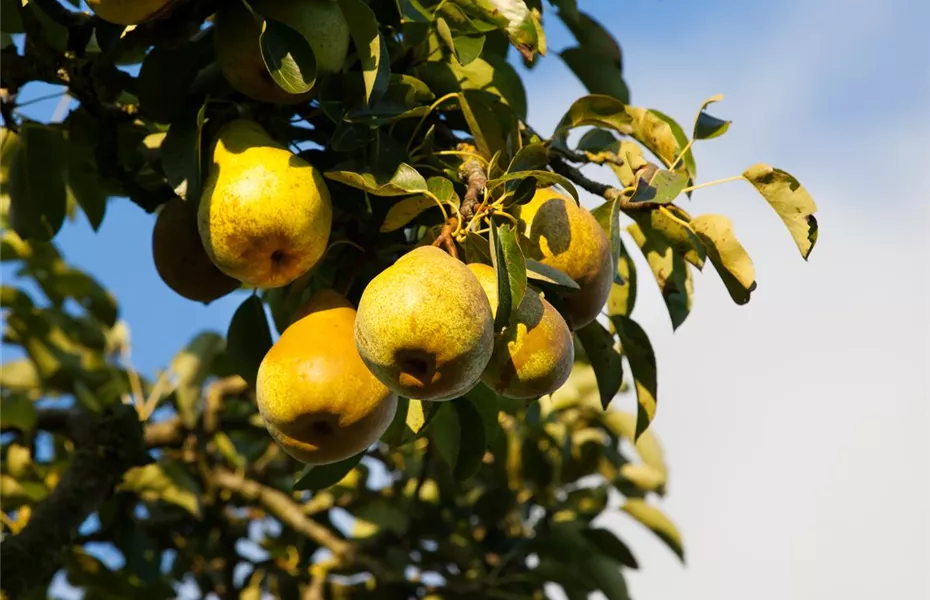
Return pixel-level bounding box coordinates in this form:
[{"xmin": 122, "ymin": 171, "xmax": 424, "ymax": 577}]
[
  {"xmin": 691, "ymin": 214, "xmax": 756, "ymax": 304},
  {"xmin": 622, "ymin": 498, "xmax": 684, "ymax": 561},
  {"xmin": 742, "ymin": 164, "xmax": 818, "ymax": 259}
]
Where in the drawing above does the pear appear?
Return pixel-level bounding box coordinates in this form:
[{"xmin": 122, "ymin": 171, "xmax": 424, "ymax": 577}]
[
  {"xmin": 468, "ymin": 263, "xmax": 574, "ymax": 399},
  {"xmin": 86, "ymin": 0, "xmax": 172, "ymax": 25},
  {"xmin": 513, "ymin": 188, "xmax": 612, "ymax": 328},
  {"xmin": 256, "ymin": 289, "xmax": 398, "ymax": 465},
  {"xmin": 213, "ymin": 0, "xmax": 351, "ymax": 104},
  {"xmin": 198, "ymin": 119, "xmax": 332, "ymax": 288},
  {"xmin": 152, "ymin": 198, "xmax": 240, "ymax": 303},
  {"xmin": 354, "ymin": 246, "xmax": 494, "ymax": 402}
]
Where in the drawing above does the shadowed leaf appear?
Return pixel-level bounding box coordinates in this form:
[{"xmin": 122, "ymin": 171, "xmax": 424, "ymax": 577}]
[
  {"xmin": 226, "ymin": 296, "xmax": 273, "ymax": 389},
  {"xmin": 610, "ymin": 315, "xmax": 657, "ymax": 440},
  {"xmin": 575, "ymin": 320, "xmax": 623, "ymax": 409},
  {"xmin": 693, "ymin": 94, "xmax": 730, "ymax": 140},
  {"xmin": 691, "ymin": 215, "xmax": 756, "ymax": 304},
  {"xmin": 294, "ymin": 452, "xmax": 365, "ymax": 491}
]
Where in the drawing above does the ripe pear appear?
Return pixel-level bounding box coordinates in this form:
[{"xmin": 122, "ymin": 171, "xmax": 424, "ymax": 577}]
[
  {"xmin": 213, "ymin": 0, "xmax": 351, "ymax": 104},
  {"xmin": 354, "ymin": 246, "xmax": 494, "ymax": 402},
  {"xmin": 467, "ymin": 263, "xmax": 574, "ymax": 399},
  {"xmin": 256, "ymin": 289, "xmax": 398, "ymax": 465},
  {"xmin": 152, "ymin": 198, "xmax": 240, "ymax": 303},
  {"xmin": 513, "ymin": 188, "xmax": 612, "ymax": 328},
  {"xmin": 86, "ymin": 0, "xmax": 172, "ymax": 25},
  {"xmin": 198, "ymin": 119, "xmax": 332, "ymax": 288}
]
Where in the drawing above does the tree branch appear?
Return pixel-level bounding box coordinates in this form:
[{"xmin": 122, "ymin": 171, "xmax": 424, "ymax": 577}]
[
  {"xmin": 211, "ymin": 468, "xmax": 354, "ymax": 558},
  {"xmin": 457, "ymin": 143, "xmax": 488, "ymax": 221},
  {"xmin": 0, "ymin": 404, "xmax": 151, "ymax": 598},
  {"xmin": 549, "ymin": 156, "xmax": 662, "ymax": 211}
]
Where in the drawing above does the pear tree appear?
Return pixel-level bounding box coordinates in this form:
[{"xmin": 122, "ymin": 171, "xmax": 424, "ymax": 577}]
[{"xmin": 0, "ymin": 0, "xmax": 818, "ymax": 598}]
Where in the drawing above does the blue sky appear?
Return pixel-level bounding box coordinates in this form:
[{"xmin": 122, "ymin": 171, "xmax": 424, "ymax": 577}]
[{"xmin": 4, "ymin": 0, "xmax": 929, "ymax": 599}]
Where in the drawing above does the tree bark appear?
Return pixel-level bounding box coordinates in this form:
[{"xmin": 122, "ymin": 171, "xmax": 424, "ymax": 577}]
[{"xmin": 0, "ymin": 404, "xmax": 151, "ymax": 598}]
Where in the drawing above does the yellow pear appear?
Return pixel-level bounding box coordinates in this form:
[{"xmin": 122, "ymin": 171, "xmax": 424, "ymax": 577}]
[
  {"xmin": 513, "ymin": 188, "xmax": 612, "ymax": 328},
  {"xmin": 213, "ymin": 0, "xmax": 351, "ymax": 104},
  {"xmin": 86, "ymin": 0, "xmax": 172, "ymax": 25},
  {"xmin": 198, "ymin": 119, "xmax": 332, "ymax": 288},
  {"xmin": 354, "ymin": 246, "xmax": 494, "ymax": 402},
  {"xmin": 152, "ymin": 198, "xmax": 240, "ymax": 303},
  {"xmin": 467, "ymin": 263, "xmax": 574, "ymax": 399},
  {"xmin": 256, "ymin": 290, "xmax": 398, "ymax": 465}
]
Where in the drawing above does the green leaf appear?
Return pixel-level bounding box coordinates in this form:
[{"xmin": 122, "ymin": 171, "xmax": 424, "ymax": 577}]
[
  {"xmin": 1, "ymin": 0, "xmax": 23, "ymax": 33},
  {"xmin": 458, "ymin": 89, "xmax": 515, "ymax": 160},
  {"xmin": 226, "ymin": 296, "xmax": 273, "ymax": 389},
  {"xmin": 63, "ymin": 111, "xmax": 107, "ymax": 231},
  {"xmin": 452, "ymin": 396, "xmax": 487, "ymax": 479},
  {"xmin": 610, "ymin": 315, "xmax": 657, "ymax": 440},
  {"xmin": 607, "ymin": 239, "xmax": 636, "ymax": 316},
  {"xmin": 293, "ymin": 451, "xmax": 364, "ymax": 491},
  {"xmin": 380, "ymin": 178, "xmax": 457, "ymax": 232},
  {"xmin": 452, "ymin": 34, "xmax": 485, "ymax": 66},
  {"xmin": 629, "ymin": 169, "xmax": 689, "ymax": 205},
  {"xmin": 742, "ymin": 164, "xmax": 819, "ymax": 259},
  {"xmin": 136, "ymin": 36, "xmax": 212, "ymax": 123},
  {"xmin": 561, "ymin": 47, "xmax": 629, "ymax": 103},
  {"xmin": 691, "ymin": 215, "xmax": 756, "ymax": 305},
  {"xmin": 120, "ymin": 461, "xmax": 202, "ymax": 518},
  {"xmin": 591, "ymin": 198, "xmax": 622, "ymax": 280},
  {"xmin": 453, "ymin": 0, "xmax": 543, "ymax": 58},
  {"xmin": 525, "ymin": 259, "xmax": 580, "ymax": 291},
  {"xmin": 382, "ymin": 397, "xmax": 444, "ymax": 447},
  {"xmin": 8, "ymin": 122, "xmax": 67, "ymax": 241},
  {"xmin": 259, "ymin": 18, "xmax": 318, "ymax": 95},
  {"xmin": 490, "ymin": 222, "xmax": 527, "ymax": 331},
  {"xmin": 486, "ymin": 169, "xmax": 579, "ymax": 204},
  {"xmin": 325, "ymin": 161, "xmax": 428, "ymax": 196},
  {"xmin": 626, "ymin": 216, "xmax": 695, "ymax": 330},
  {"xmin": 0, "ymin": 395, "xmax": 37, "ymax": 432},
  {"xmin": 582, "ymin": 528, "xmax": 639, "ymax": 569},
  {"xmin": 560, "ymin": 10, "xmax": 622, "ymax": 64},
  {"xmin": 161, "ymin": 103, "xmax": 206, "ymax": 202},
  {"xmin": 414, "ymin": 54, "xmax": 527, "ymax": 120},
  {"xmin": 429, "ymin": 401, "xmax": 461, "ymax": 469},
  {"xmin": 508, "ymin": 143, "xmax": 549, "ymax": 172},
  {"xmin": 585, "ymin": 555, "xmax": 631, "ymax": 600},
  {"xmin": 693, "ymin": 94, "xmax": 730, "ymax": 140},
  {"xmin": 464, "ymin": 382, "xmax": 501, "ymax": 442},
  {"xmin": 171, "ymin": 331, "xmax": 225, "ymax": 428},
  {"xmin": 381, "ymin": 196, "xmax": 448, "ymax": 232},
  {"xmin": 575, "ymin": 320, "xmax": 623, "ymax": 409},
  {"xmin": 630, "ymin": 206, "xmax": 705, "ymax": 269},
  {"xmin": 554, "ymin": 96, "xmax": 695, "ymax": 181},
  {"xmin": 338, "ymin": 0, "xmax": 385, "ymax": 103},
  {"xmin": 621, "ymin": 499, "xmax": 685, "ymax": 562}
]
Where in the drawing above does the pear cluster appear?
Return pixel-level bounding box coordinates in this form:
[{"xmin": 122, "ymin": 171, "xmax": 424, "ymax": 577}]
[
  {"xmin": 147, "ymin": 117, "xmax": 611, "ymax": 467},
  {"xmin": 353, "ymin": 189, "xmax": 611, "ymax": 405}
]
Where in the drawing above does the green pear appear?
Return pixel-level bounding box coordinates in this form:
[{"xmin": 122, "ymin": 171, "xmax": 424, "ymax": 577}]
[
  {"xmin": 257, "ymin": 290, "xmax": 398, "ymax": 465},
  {"xmin": 152, "ymin": 198, "xmax": 240, "ymax": 303},
  {"xmin": 198, "ymin": 119, "xmax": 332, "ymax": 288},
  {"xmin": 213, "ymin": 0, "xmax": 350, "ymax": 104},
  {"xmin": 513, "ymin": 188, "xmax": 613, "ymax": 329},
  {"xmin": 468, "ymin": 263, "xmax": 574, "ymax": 399},
  {"xmin": 354, "ymin": 246, "xmax": 494, "ymax": 402},
  {"xmin": 86, "ymin": 0, "xmax": 172, "ymax": 25}
]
